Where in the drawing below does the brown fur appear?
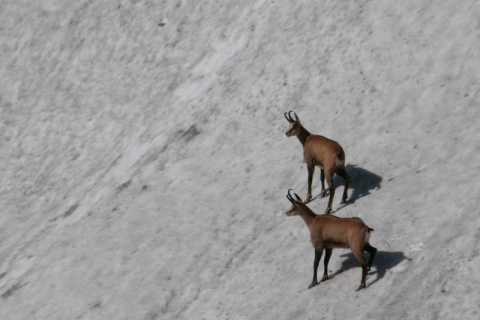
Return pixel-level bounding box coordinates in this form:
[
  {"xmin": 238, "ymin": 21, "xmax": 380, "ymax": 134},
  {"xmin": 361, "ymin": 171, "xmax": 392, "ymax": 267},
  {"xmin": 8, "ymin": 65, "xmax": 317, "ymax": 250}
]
[
  {"xmin": 284, "ymin": 111, "xmax": 349, "ymax": 213},
  {"xmin": 285, "ymin": 190, "xmax": 376, "ymax": 291}
]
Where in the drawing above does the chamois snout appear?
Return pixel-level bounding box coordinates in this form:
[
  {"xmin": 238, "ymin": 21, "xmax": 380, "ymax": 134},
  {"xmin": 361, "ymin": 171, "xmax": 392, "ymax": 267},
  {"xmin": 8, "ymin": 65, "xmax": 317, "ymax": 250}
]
[
  {"xmin": 285, "ymin": 122, "xmax": 297, "ymax": 137},
  {"xmin": 285, "ymin": 205, "xmax": 297, "ymax": 216}
]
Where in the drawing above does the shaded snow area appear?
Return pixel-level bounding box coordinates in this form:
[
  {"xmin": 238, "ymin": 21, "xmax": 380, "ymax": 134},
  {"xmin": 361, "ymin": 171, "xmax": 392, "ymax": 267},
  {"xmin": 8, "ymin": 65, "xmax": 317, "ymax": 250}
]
[{"xmin": 1, "ymin": 0, "xmax": 480, "ymax": 319}]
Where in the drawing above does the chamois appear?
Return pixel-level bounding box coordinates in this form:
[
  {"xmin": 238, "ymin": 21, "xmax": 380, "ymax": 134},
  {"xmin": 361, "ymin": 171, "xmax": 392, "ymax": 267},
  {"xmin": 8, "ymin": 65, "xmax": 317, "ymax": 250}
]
[
  {"xmin": 285, "ymin": 189, "xmax": 376, "ymax": 291},
  {"xmin": 284, "ymin": 111, "xmax": 349, "ymax": 213}
]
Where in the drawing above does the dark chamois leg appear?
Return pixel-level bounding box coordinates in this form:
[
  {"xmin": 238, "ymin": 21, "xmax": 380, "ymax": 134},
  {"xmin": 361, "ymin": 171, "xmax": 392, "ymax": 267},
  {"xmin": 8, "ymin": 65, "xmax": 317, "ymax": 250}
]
[
  {"xmin": 352, "ymin": 247, "xmax": 368, "ymax": 291},
  {"xmin": 357, "ymin": 265, "xmax": 368, "ymax": 292},
  {"xmin": 320, "ymin": 169, "xmax": 326, "ymax": 198},
  {"xmin": 321, "ymin": 248, "xmax": 332, "ymax": 282},
  {"xmin": 335, "ymin": 167, "xmax": 350, "ymax": 204},
  {"xmin": 309, "ymin": 249, "xmax": 323, "ymax": 288},
  {"xmin": 306, "ymin": 165, "xmax": 314, "ymax": 201},
  {"xmin": 364, "ymin": 243, "xmax": 377, "ymax": 271},
  {"xmin": 325, "ymin": 172, "xmax": 335, "ymax": 214}
]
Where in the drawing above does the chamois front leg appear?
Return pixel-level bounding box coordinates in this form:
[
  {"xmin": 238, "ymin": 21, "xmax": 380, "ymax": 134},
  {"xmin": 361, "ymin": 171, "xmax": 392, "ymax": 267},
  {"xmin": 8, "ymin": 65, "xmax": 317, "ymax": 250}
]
[
  {"xmin": 306, "ymin": 165, "xmax": 314, "ymax": 201},
  {"xmin": 321, "ymin": 248, "xmax": 332, "ymax": 282},
  {"xmin": 309, "ymin": 249, "xmax": 323, "ymax": 288}
]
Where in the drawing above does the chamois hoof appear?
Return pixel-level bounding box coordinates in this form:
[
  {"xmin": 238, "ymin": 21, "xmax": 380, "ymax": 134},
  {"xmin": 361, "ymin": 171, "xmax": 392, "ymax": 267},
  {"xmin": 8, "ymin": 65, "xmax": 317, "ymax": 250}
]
[
  {"xmin": 324, "ymin": 208, "xmax": 332, "ymax": 214},
  {"xmin": 308, "ymin": 281, "xmax": 319, "ymax": 289},
  {"xmin": 320, "ymin": 191, "xmax": 327, "ymax": 198},
  {"xmin": 356, "ymin": 283, "xmax": 366, "ymax": 292}
]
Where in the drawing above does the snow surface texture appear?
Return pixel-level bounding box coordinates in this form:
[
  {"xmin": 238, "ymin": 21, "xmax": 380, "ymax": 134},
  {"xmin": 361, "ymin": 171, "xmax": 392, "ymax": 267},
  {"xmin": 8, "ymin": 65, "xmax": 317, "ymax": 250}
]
[{"xmin": 1, "ymin": 0, "xmax": 480, "ymax": 319}]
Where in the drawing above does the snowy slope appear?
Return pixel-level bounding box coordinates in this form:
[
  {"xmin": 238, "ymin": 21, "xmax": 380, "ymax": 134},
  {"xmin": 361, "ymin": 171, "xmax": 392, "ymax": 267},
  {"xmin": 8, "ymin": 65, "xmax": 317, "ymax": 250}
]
[{"xmin": 1, "ymin": 0, "xmax": 480, "ymax": 319}]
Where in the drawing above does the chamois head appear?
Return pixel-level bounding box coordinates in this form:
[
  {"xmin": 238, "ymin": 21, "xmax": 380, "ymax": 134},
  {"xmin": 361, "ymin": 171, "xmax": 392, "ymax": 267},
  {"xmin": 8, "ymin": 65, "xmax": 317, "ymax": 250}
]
[
  {"xmin": 285, "ymin": 189, "xmax": 305, "ymax": 216},
  {"xmin": 284, "ymin": 111, "xmax": 301, "ymax": 137}
]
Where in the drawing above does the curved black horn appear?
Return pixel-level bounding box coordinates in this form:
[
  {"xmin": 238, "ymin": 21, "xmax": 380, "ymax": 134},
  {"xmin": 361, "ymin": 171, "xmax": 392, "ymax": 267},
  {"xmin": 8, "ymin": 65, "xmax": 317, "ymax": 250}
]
[
  {"xmin": 286, "ymin": 189, "xmax": 297, "ymax": 204},
  {"xmin": 293, "ymin": 112, "xmax": 299, "ymax": 122},
  {"xmin": 294, "ymin": 192, "xmax": 303, "ymax": 203},
  {"xmin": 284, "ymin": 111, "xmax": 293, "ymax": 122},
  {"xmin": 288, "ymin": 111, "xmax": 295, "ymax": 122}
]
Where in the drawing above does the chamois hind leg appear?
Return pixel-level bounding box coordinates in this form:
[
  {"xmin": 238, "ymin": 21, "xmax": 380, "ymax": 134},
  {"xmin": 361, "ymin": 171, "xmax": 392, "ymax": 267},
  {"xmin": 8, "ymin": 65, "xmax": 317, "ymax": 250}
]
[
  {"xmin": 325, "ymin": 171, "xmax": 335, "ymax": 214},
  {"xmin": 320, "ymin": 169, "xmax": 326, "ymax": 198},
  {"xmin": 364, "ymin": 243, "xmax": 377, "ymax": 271},
  {"xmin": 357, "ymin": 265, "xmax": 368, "ymax": 292},
  {"xmin": 306, "ymin": 164, "xmax": 314, "ymax": 201},
  {"xmin": 351, "ymin": 247, "xmax": 368, "ymax": 291},
  {"xmin": 335, "ymin": 167, "xmax": 350, "ymax": 204},
  {"xmin": 309, "ymin": 248, "xmax": 323, "ymax": 288},
  {"xmin": 321, "ymin": 248, "xmax": 332, "ymax": 282}
]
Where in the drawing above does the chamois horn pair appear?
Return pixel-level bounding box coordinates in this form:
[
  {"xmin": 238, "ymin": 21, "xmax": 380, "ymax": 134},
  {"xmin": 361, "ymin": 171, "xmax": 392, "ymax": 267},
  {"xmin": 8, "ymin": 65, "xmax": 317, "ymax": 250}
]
[{"xmin": 284, "ymin": 111, "xmax": 299, "ymax": 123}]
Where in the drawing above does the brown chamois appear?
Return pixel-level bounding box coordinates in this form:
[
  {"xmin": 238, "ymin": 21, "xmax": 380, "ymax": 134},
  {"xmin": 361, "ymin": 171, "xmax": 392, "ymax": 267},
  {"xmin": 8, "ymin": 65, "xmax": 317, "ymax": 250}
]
[
  {"xmin": 285, "ymin": 189, "xmax": 376, "ymax": 291},
  {"xmin": 284, "ymin": 111, "xmax": 349, "ymax": 213}
]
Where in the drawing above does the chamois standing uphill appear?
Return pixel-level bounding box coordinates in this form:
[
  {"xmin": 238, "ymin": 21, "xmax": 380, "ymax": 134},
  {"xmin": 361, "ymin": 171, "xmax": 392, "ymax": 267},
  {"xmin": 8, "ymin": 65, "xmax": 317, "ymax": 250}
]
[
  {"xmin": 285, "ymin": 111, "xmax": 349, "ymax": 213},
  {"xmin": 285, "ymin": 190, "xmax": 376, "ymax": 291}
]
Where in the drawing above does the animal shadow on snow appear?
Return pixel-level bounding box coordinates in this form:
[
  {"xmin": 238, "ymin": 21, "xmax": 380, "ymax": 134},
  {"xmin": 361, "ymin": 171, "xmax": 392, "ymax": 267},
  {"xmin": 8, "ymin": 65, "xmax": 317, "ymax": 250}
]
[
  {"xmin": 331, "ymin": 251, "xmax": 410, "ymax": 287},
  {"xmin": 333, "ymin": 164, "xmax": 382, "ymax": 210}
]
